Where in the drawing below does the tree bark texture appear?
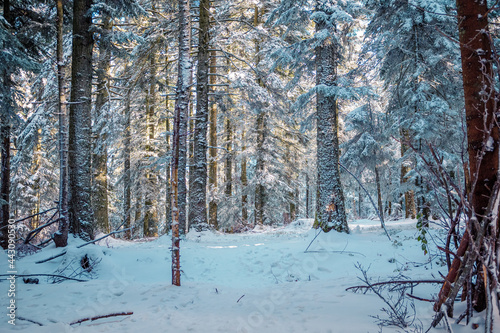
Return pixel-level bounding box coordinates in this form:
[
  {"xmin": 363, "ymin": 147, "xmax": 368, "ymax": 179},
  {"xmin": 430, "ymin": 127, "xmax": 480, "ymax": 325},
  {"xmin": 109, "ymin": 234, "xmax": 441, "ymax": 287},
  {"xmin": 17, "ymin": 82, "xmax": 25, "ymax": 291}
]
[
  {"xmin": 54, "ymin": 0, "xmax": 69, "ymax": 247},
  {"xmin": 0, "ymin": 85, "xmax": 11, "ymax": 250},
  {"xmin": 171, "ymin": 0, "xmax": 192, "ymax": 286},
  {"xmin": 208, "ymin": 51, "xmax": 218, "ymax": 229},
  {"xmin": 68, "ymin": 0, "xmax": 94, "ymax": 240},
  {"xmin": 455, "ymin": 0, "xmax": 499, "ymax": 223},
  {"xmin": 123, "ymin": 89, "xmax": 132, "ymax": 239},
  {"xmin": 241, "ymin": 131, "xmax": 248, "ymax": 223},
  {"xmin": 224, "ymin": 118, "xmax": 232, "ymax": 197},
  {"xmin": 254, "ymin": 112, "xmax": 266, "ymax": 225},
  {"xmin": 189, "ymin": 0, "xmax": 210, "ymax": 230},
  {"xmin": 165, "ymin": 51, "xmax": 172, "ymax": 234},
  {"xmin": 253, "ymin": 5, "xmax": 266, "ymax": 226},
  {"xmin": 144, "ymin": 54, "xmax": 158, "ymax": 237},
  {"xmin": 434, "ymin": 0, "xmax": 499, "ymax": 318},
  {"xmin": 314, "ymin": 13, "xmax": 348, "ymax": 233}
]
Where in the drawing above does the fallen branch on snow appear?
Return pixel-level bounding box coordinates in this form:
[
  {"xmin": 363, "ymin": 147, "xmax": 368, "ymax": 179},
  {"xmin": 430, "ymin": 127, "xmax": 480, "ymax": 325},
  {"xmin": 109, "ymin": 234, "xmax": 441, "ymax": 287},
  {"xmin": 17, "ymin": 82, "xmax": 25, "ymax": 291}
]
[
  {"xmin": 18, "ymin": 316, "xmax": 44, "ymax": 326},
  {"xmin": 0, "ymin": 273, "xmax": 87, "ymax": 282},
  {"xmin": 70, "ymin": 312, "xmax": 133, "ymax": 325},
  {"xmin": 346, "ymin": 279, "xmax": 443, "ymax": 293}
]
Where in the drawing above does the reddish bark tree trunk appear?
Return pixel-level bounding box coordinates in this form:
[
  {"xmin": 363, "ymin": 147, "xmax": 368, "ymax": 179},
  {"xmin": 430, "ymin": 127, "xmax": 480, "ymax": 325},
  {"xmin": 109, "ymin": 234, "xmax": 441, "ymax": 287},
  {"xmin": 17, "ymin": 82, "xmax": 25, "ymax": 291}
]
[{"xmin": 434, "ymin": 0, "xmax": 499, "ymax": 317}]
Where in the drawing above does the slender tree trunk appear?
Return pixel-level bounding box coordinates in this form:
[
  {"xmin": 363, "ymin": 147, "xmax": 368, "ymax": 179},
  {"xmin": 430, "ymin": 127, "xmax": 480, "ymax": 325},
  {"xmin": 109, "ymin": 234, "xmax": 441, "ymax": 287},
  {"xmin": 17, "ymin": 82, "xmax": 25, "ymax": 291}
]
[
  {"xmin": 123, "ymin": 88, "xmax": 132, "ymax": 239},
  {"xmin": 305, "ymin": 173, "xmax": 310, "ymax": 219},
  {"xmin": 68, "ymin": 0, "xmax": 94, "ymax": 240},
  {"xmin": 30, "ymin": 130, "xmax": 42, "ymax": 230},
  {"xmin": 314, "ymin": 8, "xmax": 348, "ymax": 233},
  {"xmin": 144, "ymin": 54, "xmax": 158, "ymax": 237},
  {"xmin": 189, "ymin": 0, "xmax": 210, "ymax": 230},
  {"xmin": 134, "ymin": 172, "xmax": 142, "ymax": 228},
  {"xmin": 93, "ymin": 15, "xmax": 111, "ymax": 234},
  {"xmin": 254, "ymin": 113, "xmax": 266, "ymax": 225},
  {"xmin": 208, "ymin": 51, "xmax": 218, "ymax": 229},
  {"xmin": 0, "ymin": 0, "xmax": 12, "ymax": 249},
  {"xmin": 0, "ymin": 81, "xmax": 11, "ymax": 250},
  {"xmin": 53, "ymin": 0, "xmax": 69, "ymax": 247},
  {"xmin": 253, "ymin": 5, "xmax": 266, "ymax": 226},
  {"xmin": 171, "ymin": 0, "xmax": 192, "ymax": 286},
  {"xmin": 224, "ymin": 118, "xmax": 232, "ymax": 197},
  {"xmin": 241, "ymin": 131, "xmax": 248, "ymax": 223},
  {"xmin": 374, "ymin": 164, "xmax": 384, "ymax": 228},
  {"xmin": 165, "ymin": 51, "xmax": 171, "ymax": 234}
]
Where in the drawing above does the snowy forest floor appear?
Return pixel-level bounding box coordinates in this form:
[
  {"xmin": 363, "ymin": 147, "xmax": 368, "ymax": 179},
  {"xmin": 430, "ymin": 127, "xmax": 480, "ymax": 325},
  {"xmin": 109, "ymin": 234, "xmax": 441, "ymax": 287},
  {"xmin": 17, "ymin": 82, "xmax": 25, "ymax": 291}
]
[{"xmin": 0, "ymin": 219, "xmax": 481, "ymax": 332}]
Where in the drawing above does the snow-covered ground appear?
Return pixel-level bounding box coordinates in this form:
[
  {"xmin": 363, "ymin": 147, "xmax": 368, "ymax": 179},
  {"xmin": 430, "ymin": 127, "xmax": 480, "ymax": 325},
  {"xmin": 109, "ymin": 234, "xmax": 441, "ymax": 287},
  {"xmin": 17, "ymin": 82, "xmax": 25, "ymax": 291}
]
[{"xmin": 0, "ymin": 219, "xmax": 479, "ymax": 332}]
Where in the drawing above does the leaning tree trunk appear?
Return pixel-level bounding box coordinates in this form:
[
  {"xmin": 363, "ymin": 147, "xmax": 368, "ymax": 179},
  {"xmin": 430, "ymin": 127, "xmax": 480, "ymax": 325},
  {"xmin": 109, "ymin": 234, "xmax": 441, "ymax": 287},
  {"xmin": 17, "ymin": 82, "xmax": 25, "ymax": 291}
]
[
  {"xmin": 433, "ymin": 0, "xmax": 499, "ymax": 325},
  {"xmin": 53, "ymin": 0, "xmax": 69, "ymax": 247},
  {"xmin": 314, "ymin": 11, "xmax": 348, "ymax": 233},
  {"xmin": 68, "ymin": 0, "xmax": 94, "ymax": 240},
  {"xmin": 171, "ymin": 0, "xmax": 192, "ymax": 286},
  {"xmin": 189, "ymin": 0, "xmax": 210, "ymax": 230}
]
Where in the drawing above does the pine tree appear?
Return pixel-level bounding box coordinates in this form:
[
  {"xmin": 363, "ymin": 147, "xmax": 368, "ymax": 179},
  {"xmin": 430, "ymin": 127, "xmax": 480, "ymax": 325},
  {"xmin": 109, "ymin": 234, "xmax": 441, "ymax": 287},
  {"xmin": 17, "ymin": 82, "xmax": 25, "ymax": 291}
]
[
  {"xmin": 313, "ymin": 1, "xmax": 348, "ymax": 233},
  {"xmin": 0, "ymin": 0, "xmax": 42, "ymax": 248},
  {"xmin": 363, "ymin": 0, "xmax": 464, "ymax": 220}
]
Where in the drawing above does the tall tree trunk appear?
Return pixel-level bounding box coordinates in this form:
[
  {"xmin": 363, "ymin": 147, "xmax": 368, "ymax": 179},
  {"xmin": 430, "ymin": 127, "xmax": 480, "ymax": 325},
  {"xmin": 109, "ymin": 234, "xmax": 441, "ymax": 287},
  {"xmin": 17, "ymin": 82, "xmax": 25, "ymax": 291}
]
[
  {"xmin": 434, "ymin": 0, "xmax": 499, "ymax": 319},
  {"xmin": 189, "ymin": 0, "xmax": 210, "ymax": 230},
  {"xmin": 54, "ymin": 0, "xmax": 69, "ymax": 247},
  {"xmin": 171, "ymin": 0, "xmax": 192, "ymax": 286},
  {"xmin": 456, "ymin": 0, "xmax": 498, "ymax": 314},
  {"xmin": 253, "ymin": 5, "xmax": 266, "ymax": 226},
  {"xmin": 254, "ymin": 111, "xmax": 266, "ymax": 225},
  {"xmin": 68, "ymin": 0, "xmax": 94, "ymax": 240},
  {"xmin": 123, "ymin": 88, "xmax": 132, "ymax": 239},
  {"xmin": 456, "ymin": 0, "xmax": 499, "ymax": 228},
  {"xmin": 0, "ymin": 0, "xmax": 12, "ymax": 249},
  {"xmin": 374, "ymin": 164, "xmax": 384, "ymax": 228},
  {"xmin": 165, "ymin": 51, "xmax": 171, "ymax": 234},
  {"xmin": 92, "ymin": 15, "xmax": 111, "ymax": 234},
  {"xmin": 241, "ymin": 131, "xmax": 248, "ymax": 223},
  {"xmin": 208, "ymin": 51, "xmax": 218, "ymax": 229},
  {"xmin": 305, "ymin": 173, "xmax": 310, "ymax": 219},
  {"xmin": 30, "ymin": 130, "xmax": 41, "ymax": 229},
  {"xmin": 225, "ymin": 118, "xmax": 232, "ymax": 197},
  {"xmin": 314, "ymin": 8, "xmax": 348, "ymax": 233},
  {"xmin": 0, "ymin": 78, "xmax": 11, "ymax": 250},
  {"xmin": 144, "ymin": 54, "xmax": 158, "ymax": 237}
]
